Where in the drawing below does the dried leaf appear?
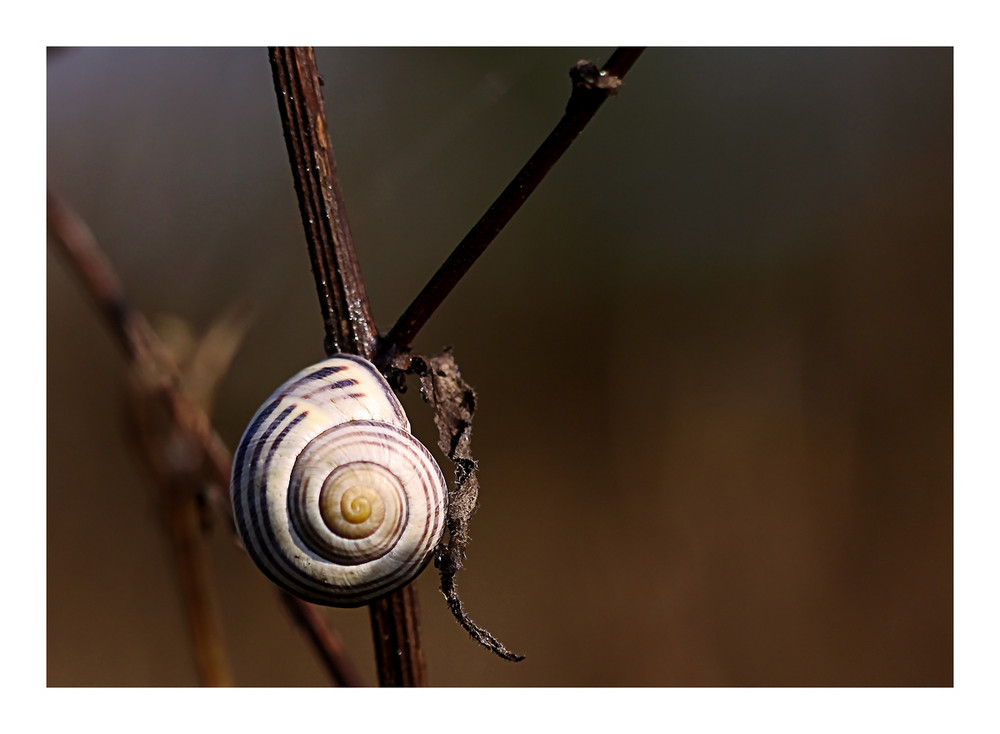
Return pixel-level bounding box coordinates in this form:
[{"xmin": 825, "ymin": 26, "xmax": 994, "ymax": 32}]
[{"xmin": 412, "ymin": 348, "xmax": 524, "ymax": 662}]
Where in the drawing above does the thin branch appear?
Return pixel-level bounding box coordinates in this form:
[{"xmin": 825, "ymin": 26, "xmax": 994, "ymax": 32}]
[
  {"xmin": 47, "ymin": 188, "xmax": 363, "ymax": 687},
  {"xmin": 375, "ymin": 47, "xmax": 645, "ymax": 366},
  {"xmin": 269, "ymin": 46, "xmax": 427, "ymax": 687}
]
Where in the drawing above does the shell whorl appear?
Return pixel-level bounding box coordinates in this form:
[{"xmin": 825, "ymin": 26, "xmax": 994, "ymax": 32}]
[{"xmin": 231, "ymin": 355, "xmax": 447, "ymax": 607}]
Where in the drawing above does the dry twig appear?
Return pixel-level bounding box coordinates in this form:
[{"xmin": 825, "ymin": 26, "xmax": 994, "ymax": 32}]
[{"xmin": 269, "ymin": 47, "xmax": 644, "ymax": 677}]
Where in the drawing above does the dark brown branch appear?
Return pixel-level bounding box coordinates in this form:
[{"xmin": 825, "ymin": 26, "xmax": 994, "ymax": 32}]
[
  {"xmin": 375, "ymin": 47, "xmax": 645, "ymax": 366},
  {"xmin": 368, "ymin": 586, "xmax": 427, "ymax": 687},
  {"xmin": 269, "ymin": 46, "xmax": 427, "ymax": 687},
  {"xmin": 268, "ymin": 46, "xmax": 377, "ymax": 360},
  {"xmin": 47, "ymin": 188, "xmax": 364, "ymax": 688}
]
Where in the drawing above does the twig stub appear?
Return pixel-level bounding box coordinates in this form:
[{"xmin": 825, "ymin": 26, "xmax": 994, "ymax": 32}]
[{"xmin": 569, "ymin": 59, "xmax": 624, "ymax": 96}]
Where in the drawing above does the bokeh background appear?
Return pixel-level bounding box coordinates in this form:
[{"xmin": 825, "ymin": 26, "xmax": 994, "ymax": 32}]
[{"xmin": 47, "ymin": 47, "xmax": 952, "ymax": 686}]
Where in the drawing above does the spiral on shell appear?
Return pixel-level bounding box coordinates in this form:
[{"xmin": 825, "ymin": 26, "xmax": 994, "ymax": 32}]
[{"xmin": 231, "ymin": 355, "xmax": 447, "ymax": 606}]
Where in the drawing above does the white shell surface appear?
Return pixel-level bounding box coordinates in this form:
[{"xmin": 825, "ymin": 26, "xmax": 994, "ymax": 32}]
[{"xmin": 231, "ymin": 355, "xmax": 447, "ymax": 606}]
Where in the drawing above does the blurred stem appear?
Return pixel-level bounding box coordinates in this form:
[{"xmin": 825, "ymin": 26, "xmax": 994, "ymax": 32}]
[
  {"xmin": 375, "ymin": 47, "xmax": 645, "ymax": 367},
  {"xmin": 163, "ymin": 473, "xmax": 235, "ymax": 686},
  {"xmin": 48, "ymin": 188, "xmax": 234, "ymax": 686},
  {"xmin": 268, "ymin": 46, "xmax": 428, "ymax": 687},
  {"xmin": 47, "ymin": 188, "xmax": 364, "ymax": 688}
]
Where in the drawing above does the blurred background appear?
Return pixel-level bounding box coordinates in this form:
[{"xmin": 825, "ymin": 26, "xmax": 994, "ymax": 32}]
[{"xmin": 47, "ymin": 47, "xmax": 952, "ymax": 686}]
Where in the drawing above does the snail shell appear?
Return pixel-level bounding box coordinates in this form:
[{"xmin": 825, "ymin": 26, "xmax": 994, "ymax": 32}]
[{"xmin": 231, "ymin": 354, "xmax": 447, "ymax": 606}]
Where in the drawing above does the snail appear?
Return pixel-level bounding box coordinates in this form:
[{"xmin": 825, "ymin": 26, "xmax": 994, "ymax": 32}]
[{"xmin": 231, "ymin": 354, "xmax": 447, "ymax": 607}]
